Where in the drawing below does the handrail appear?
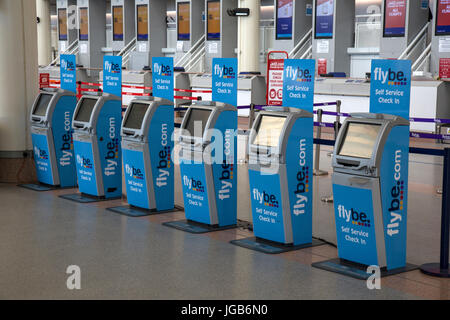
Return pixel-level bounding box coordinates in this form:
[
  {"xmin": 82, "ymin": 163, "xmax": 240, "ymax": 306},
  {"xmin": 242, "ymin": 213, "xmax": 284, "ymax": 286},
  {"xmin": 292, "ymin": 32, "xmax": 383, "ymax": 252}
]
[
  {"xmin": 175, "ymin": 35, "xmax": 206, "ymax": 68},
  {"xmin": 118, "ymin": 37, "xmax": 136, "ymax": 57},
  {"xmin": 47, "ymin": 40, "xmax": 79, "ymax": 67},
  {"xmin": 412, "ymin": 43, "xmax": 432, "ymax": 71},
  {"xmin": 185, "ymin": 51, "xmax": 205, "ymax": 73},
  {"xmin": 288, "ymin": 29, "xmax": 312, "ymax": 59},
  {"xmin": 398, "ymin": 22, "xmax": 430, "ymax": 60}
]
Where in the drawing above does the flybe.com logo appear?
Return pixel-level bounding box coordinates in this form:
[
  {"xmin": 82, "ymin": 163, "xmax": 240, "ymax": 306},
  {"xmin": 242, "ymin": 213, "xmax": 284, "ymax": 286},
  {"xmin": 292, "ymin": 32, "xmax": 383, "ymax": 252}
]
[
  {"xmin": 153, "ymin": 63, "xmax": 172, "ymax": 77},
  {"xmin": 373, "ymin": 67, "xmax": 408, "ymax": 86},
  {"xmin": 214, "ymin": 64, "xmax": 236, "ymax": 79},
  {"xmin": 293, "ymin": 139, "xmax": 309, "ymax": 216},
  {"xmin": 337, "ymin": 205, "xmax": 372, "ymax": 228},
  {"xmin": 104, "ymin": 61, "xmax": 121, "ymax": 74},
  {"xmin": 34, "ymin": 146, "xmax": 48, "ymax": 160},
  {"xmin": 252, "ymin": 189, "xmax": 279, "ymax": 208},
  {"xmin": 183, "ymin": 175, "xmax": 205, "ymax": 192},
  {"xmin": 285, "ymin": 65, "xmax": 313, "ymax": 83},
  {"xmin": 125, "ymin": 164, "xmax": 144, "ymax": 180},
  {"xmin": 61, "ymin": 59, "xmax": 75, "ymax": 72},
  {"xmin": 76, "ymin": 154, "xmax": 92, "ymax": 169},
  {"xmin": 387, "ymin": 150, "xmax": 404, "ymax": 237}
]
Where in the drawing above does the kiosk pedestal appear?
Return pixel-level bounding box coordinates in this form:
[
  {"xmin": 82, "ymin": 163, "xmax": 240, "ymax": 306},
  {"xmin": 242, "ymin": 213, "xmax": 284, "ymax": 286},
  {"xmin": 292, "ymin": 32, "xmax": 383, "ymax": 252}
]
[
  {"xmin": 231, "ymin": 107, "xmax": 324, "ymax": 253},
  {"xmin": 313, "ymin": 113, "xmax": 417, "ymax": 279},
  {"xmin": 107, "ymin": 97, "xmax": 183, "ymax": 217},
  {"xmin": 22, "ymin": 88, "xmax": 78, "ymax": 191},
  {"xmin": 163, "ymin": 101, "xmax": 238, "ymax": 233},
  {"xmin": 60, "ymin": 93, "xmax": 122, "ymax": 203}
]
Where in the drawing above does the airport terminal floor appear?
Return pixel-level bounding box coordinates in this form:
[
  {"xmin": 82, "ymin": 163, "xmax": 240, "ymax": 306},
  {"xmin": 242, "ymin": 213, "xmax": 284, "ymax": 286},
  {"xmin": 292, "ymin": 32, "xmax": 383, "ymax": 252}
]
[{"xmin": 0, "ymin": 128, "xmax": 448, "ymax": 300}]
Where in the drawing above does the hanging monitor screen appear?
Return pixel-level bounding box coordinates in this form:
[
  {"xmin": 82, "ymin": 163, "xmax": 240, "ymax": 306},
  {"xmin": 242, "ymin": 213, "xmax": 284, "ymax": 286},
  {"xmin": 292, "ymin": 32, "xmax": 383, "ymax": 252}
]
[
  {"xmin": 184, "ymin": 108, "xmax": 212, "ymax": 137},
  {"xmin": 33, "ymin": 93, "xmax": 53, "ymax": 117},
  {"xmin": 124, "ymin": 103, "xmax": 149, "ymax": 130},
  {"xmin": 58, "ymin": 8, "xmax": 68, "ymax": 41},
  {"xmin": 178, "ymin": 2, "xmax": 191, "ymax": 41},
  {"xmin": 276, "ymin": 0, "xmax": 293, "ymax": 40},
  {"xmin": 113, "ymin": 6, "xmax": 124, "ymax": 41},
  {"xmin": 79, "ymin": 7, "xmax": 88, "ymax": 41},
  {"xmin": 253, "ymin": 115, "xmax": 287, "ymax": 148},
  {"xmin": 315, "ymin": 0, "xmax": 334, "ymax": 39},
  {"xmin": 75, "ymin": 98, "xmax": 97, "ymax": 123},
  {"xmin": 137, "ymin": 4, "xmax": 149, "ymax": 41},
  {"xmin": 338, "ymin": 123, "xmax": 381, "ymax": 159},
  {"xmin": 207, "ymin": 1, "xmax": 220, "ymax": 40},
  {"xmin": 383, "ymin": 0, "xmax": 406, "ymax": 37},
  {"xmin": 436, "ymin": 0, "xmax": 450, "ymax": 36}
]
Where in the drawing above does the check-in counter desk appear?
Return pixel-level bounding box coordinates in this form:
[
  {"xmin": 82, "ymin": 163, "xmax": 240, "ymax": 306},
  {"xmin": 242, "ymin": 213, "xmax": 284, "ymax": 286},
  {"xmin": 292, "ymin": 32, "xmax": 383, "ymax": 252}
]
[
  {"xmin": 190, "ymin": 73, "xmax": 266, "ymax": 116},
  {"xmin": 314, "ymin": 78, "xmax": 450, "ymax": 132}
]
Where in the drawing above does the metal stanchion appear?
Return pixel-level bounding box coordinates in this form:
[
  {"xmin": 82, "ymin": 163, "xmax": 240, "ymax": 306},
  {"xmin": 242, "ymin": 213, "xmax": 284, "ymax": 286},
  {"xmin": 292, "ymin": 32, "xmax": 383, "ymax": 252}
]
[
  {"xmin": 420, "ymin": 147, "xmax": 450, "ymax": 277},
  {"xmin": 314, "ymin": 109, "xmax": 328, "ymax": 176}
]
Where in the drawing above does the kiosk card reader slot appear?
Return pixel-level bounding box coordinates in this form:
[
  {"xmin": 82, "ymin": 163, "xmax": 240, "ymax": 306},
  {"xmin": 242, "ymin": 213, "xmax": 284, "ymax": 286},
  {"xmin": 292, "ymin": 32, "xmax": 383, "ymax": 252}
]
[
  {"xmin": 231, "ymin": 107, "xmax": 323, "ymax": 254},
  {"xmin": 163, "ymin": 101, "xmax": 237, "ymax": 233},
  {"xmin": 29, "ymin": 88, "xmax": 78, "ymax": 189},
  {"xmin": 115, "ymin": 97, "xmax": 178, "ymax": 214},
  {"xmin": 69, "ymin": 93, "xmax": 122, "ymax": 200},
  {"xmin": 313, "ymin": 113, "xmax": 417, "ymax": 279}
]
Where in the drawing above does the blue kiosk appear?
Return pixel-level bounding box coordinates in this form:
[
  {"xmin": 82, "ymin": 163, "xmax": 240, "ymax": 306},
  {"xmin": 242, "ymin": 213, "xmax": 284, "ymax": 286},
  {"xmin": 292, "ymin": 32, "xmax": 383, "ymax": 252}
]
[
  {"xmin": 163, "ymin": 101, "xmax": 238, "ymax": 233},
  {"xmin": 107, "ymin": 97, "xmax": 183, "ymax": 216},
  {"xmin": 25, "ymin": 88, "xmax": 78, "ymax": 191},
  {"xmin": 59, "ymin": 92, "xmax": 123, "ymax": 202}
]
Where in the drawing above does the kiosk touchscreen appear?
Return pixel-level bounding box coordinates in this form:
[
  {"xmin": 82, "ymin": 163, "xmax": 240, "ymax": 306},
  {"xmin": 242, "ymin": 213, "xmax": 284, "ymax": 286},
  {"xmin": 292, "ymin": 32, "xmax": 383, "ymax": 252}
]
[
  {"xmin": 322, "ymin": 113, "xmax": 411, "ymax": 274},
  {"xmin": 163, "ymin": 101, "xmax": 237, "ymax": 233},
  {"xmin": 119, "ymin": 97, "xmax": 176, "ymax": 212},
  {"xmin": 231, "ymin": 107, "xmax": 320, "ymax": 253},
  {"xmin": 30, "ymin": 88, "xmax": 78, "ymax": 188},
  {"xmin": 70, "ymin": 93, "xmax": 122, "ymax": 199}
]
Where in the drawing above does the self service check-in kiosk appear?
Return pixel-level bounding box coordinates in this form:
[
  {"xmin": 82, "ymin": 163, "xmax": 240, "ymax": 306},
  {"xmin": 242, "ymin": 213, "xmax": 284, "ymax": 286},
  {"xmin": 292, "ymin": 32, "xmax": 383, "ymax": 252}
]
[
  {"xmin": 163, "ymin": 101, "xmax": 237, "ymax": 233},
  {"xmin": 107, "ymin": 97, "xmax": 182, "ymax": 216},
  {"xmin": 230, "ymin": 107, "xmax": 323, "ymax": 253},
  {"xmin": 60, "ymin": 93, "xmax": 122, "ymax": 202},
  {"xmin": 27, "ymin": 88, "xmax": 78, "ymax": 190},
  {"xmin": 313, "ymin": 113, "xmax": 416, "ymax": 279}
]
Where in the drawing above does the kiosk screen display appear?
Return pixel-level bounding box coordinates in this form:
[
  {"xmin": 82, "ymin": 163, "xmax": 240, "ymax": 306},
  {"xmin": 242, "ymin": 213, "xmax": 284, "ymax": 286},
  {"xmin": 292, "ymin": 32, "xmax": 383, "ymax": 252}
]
[
  {"xmin": 315, "ymin": 0, "xmax": 334, "ymax": 39},
  {"xmin": 58, "ymin": 8, "xmax": 68, "ymax": 41},
  {"xmin": 338, "ymin": 123, "xmax": 381, "ymax": 159},
  {"xmin": 253, "ymin": 115, "xmax": 287, "ymax": 148},
  {"xmin": 113, "ymin": 6, "xmax": 124, "ymax": 41},
  {"xmin": 276, "ymin": 0, "xmax": 293, "ymax": 40},
  {"xmin": 137, "ymin": 5, "xmax": 149, "ymax": 41},
  {"xmin": 33, "ymin": 93, "xmax": 53, "ymax": 117},
  {"xmin": 383, "ymin": 0, "xmax": 406, "ymax": 37},
  {"xmin": 79, "ymin": 7, "xmax": 88, "ymax": 41},
  {"xmin": 184, "ymin": 108, "xmax": 212, "ymax": 137},
  {"xmin": 178, "ymin": 2, "xmax": 190, "ymax": 41},
  {"xmin": 75, "ymin": 98, "xmax": 97, "ymax": 123},
  {"xmin": 124, "ymin": 103, "xmax": 149, "ymax": 129},
  {"xmin": 436, "ymin": 0, "xmax": 450, "ymax": 36},
  {"xmin": 207, "ymin": 1, "xmax": 220, "ymax": 40}
]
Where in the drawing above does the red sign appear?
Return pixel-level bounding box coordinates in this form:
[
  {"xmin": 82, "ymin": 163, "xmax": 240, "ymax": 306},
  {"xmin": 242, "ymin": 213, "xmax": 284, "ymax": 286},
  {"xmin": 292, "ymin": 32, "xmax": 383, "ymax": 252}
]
[
  {"xmin": 439, "ymin": 58, "xmax": 450, "ymax": 79},
  {"xmin": 317, "ymin": 59, "xmax": 327, "ymax": 76},
  {"xmin": 266, "ymin": 51, "xmax": 288, "ymax": 106},
  {"xmin": 39, "ymin": 73, "xmax": 50, "ymax": 89}
]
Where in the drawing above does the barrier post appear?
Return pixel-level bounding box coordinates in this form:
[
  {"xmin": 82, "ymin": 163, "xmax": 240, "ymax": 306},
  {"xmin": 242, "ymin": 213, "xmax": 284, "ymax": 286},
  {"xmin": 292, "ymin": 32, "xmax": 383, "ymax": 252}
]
[
  {"xmin": 248, "ymin": 103, "xmax": 255, "ymax": 130},
  {"xmin": 314, "ymin": 109, "xmax": 328, "ymax": 176},
  {"xmin": 420, "ymin": 147, "xmax": 450, "ymax": 277},
  {"xmin": 334, "ymin": 100, "xmax": 341, "ymax": 140}
]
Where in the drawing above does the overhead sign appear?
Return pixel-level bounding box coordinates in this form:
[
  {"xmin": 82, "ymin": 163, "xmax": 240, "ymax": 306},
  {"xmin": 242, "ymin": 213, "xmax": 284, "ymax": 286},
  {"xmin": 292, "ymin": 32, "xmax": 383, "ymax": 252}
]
[
  {"xmin": 152, "ymin": 57, "xmax": 174, "ymax": 102},
  {"xmin": 383, "ymin": 0, "xmax": 406, "ymax": 37},
  {"xmin": 315, "ymin": 0, "xmax": 334, "ymax": 39},
  {"xmin": 436, "ymin": 0, "xmax": 450, "ymax": 36},
  {"xmin": 60, "ymin": 54, "xmax": 77, "ymax": 93},
  {"xmin": 212, "ymin": 58, "xmax": 238, "ymax": 106},
  {"xmin": 282, "ymin": 59, "xmax": 316, "ymax": 112},
  {"xmin": 276, "ymin": 0, "xmax": 293, "ymax": 40},
  {"xmin": 370, "ymin": 59, "xmax": 411, "ymax": 119},
  {"xmin": 103, "ymin": 56, "xmax": 122, "ymax": 97}
]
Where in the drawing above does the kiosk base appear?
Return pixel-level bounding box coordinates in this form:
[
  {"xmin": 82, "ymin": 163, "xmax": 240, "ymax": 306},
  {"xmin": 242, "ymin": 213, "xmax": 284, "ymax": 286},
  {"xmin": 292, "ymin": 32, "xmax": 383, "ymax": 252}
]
[
  {"xmin": 106, "ymin": 205, "xmax": 184, "ymax": 217},
  {"xmin": 59, "ymin": 193, "xmax": 121, "ymax": 203},
  {"xmin": 312, "ymin": 258, "xmax": 418, "ymax": 280},
  {"xmin": 420, "ymin": 263, "xmax": 450, "ymax": 278},
  {"xmin": 163, "ymin": 220, "xmax": 237, "ymax": 234},
  {"xmin": 230, "ymin": 237, "xmax": 325, "ymax": 254},
  {"xmin": 18, "ymin": 183, "xmax": 58, "ymax": 192}
]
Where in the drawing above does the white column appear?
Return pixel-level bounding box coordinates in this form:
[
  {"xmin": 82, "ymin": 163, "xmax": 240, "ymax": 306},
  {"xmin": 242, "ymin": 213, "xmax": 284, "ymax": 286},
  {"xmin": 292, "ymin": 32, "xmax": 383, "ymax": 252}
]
[
  {"xmin": 238, "ymin": 0, "xmax": 260, "ymax": 73},
  {"xmin": 36, "ymin": 0, "xmax": 52, "ymax": 66},
  {"xmin": 0, "ymin": 0, "xmax": 38, "ymax": 152}
]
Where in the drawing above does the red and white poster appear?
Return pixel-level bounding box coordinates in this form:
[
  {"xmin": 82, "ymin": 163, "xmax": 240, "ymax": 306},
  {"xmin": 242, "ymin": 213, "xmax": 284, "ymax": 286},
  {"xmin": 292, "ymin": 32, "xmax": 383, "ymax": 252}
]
[
  {"xmin": 39, "ymin": 73, "xmax": 50, "ymax": 89},
  {"xmin": 266, "ymin": 52, "xmax": 288, "ymax": 106},
  {"xmin": 439, "ymin": 58, "xmax": 450, "ymax": 79},
  {"xmin": 317, "ymin": 58, "xmax": 327, "ymax": 75}
]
